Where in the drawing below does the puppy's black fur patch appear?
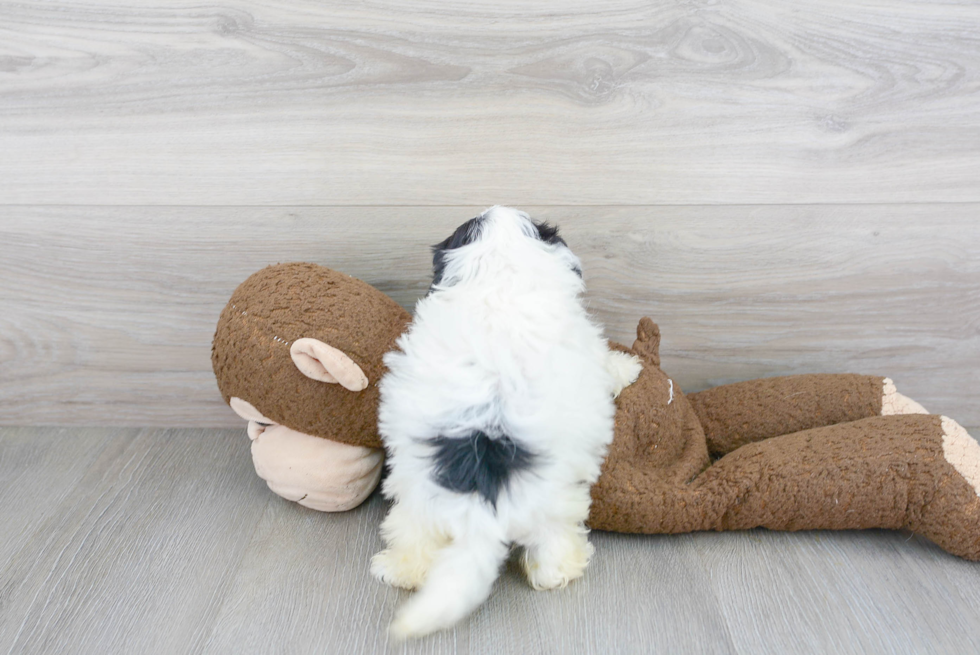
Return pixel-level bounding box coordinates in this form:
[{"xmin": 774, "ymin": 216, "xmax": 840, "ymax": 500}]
[
  {"xmin": 532, "ymin": 220, "xmax": 567, "ymax": 247},
  {"xmin": 532, "ymin": 220, "xmax": 582, "ymax": 278},
  {"xmin": 429, "ymin": 431, "xmax": 535, "ymax": 508},
  {"xmin": 430, "ymin": 215, "xmax": 486, "ymax": 290}
]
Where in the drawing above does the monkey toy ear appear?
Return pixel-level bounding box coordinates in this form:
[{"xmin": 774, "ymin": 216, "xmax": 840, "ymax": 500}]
[
  {"xmin": 290, "ymin": 338, "xmax": 369, "ymax": 392},
  {"xmin": 633, "ymin": 317, "xmax": 662, "ymax": 367}
]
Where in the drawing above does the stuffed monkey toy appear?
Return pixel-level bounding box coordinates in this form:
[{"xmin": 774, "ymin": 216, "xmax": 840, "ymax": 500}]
[
  {"xmin": 211, "ymin": 263, "xmax": 410, "ymax": 511},
  {"xmin": 212, "ymin": 263, "xmax": 980, "ymax": 560}
]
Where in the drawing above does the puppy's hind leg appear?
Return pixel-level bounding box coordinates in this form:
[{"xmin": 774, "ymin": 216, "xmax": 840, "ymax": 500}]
[
  {"xmin": 372, "ymin": 502, "xmax": 450, "ymax": 590},
  {"xmin": 521, "ymin": 484, "xmax": 595, "ymax": 590},
  {"xmin": 389, "ymin": 531, "xmax": 509, "ymax": 639},
  {"xmin": 521, "ymin": 521, "xmax": 593, "ymax": 590}
]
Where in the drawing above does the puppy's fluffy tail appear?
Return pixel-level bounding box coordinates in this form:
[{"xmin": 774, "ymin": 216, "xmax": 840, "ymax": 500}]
[{"xmin": 390, "ymin": 535, "xmax": 508, "ymax": 639}]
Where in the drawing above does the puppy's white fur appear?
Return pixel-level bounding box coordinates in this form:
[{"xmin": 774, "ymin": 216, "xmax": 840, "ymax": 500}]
[{"xmin": 373, "ymin": 207, "xmax": 639, "ymax": 638}]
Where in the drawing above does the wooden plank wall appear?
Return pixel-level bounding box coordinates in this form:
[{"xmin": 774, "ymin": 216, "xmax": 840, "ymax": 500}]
[{"xmin": 1, "ymin": 1, "xmax": 978, "ymax": 427}]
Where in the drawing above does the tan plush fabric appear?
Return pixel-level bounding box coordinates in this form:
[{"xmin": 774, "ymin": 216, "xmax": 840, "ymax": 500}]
[
  {"xmin": 881, "ymin": 377, "xmax": 931, "ymax": 416},
  {"xmin": 212, "ymin": 263, "xmax": 411, "ymax": 448},
  {"xmin": 942, "ymin": 416, "xmax": 980, "ymax": 499},
  {"xmin": 588, "ymin": 318, "xmax": 980, "ymax": 561},
  {"xmin": 228, "ymin": 396, "xmax": 383, "ymax": 511}
]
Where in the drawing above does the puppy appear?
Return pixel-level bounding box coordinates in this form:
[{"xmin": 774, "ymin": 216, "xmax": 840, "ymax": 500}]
[{"xmin": 372, "ymin": 206, "xmax": 641, "ymax": 638}]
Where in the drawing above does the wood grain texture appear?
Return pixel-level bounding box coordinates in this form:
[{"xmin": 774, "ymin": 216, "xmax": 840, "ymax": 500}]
[
  {"xmin": 3, "ymin": 2, "xmax": 978, "ymax": 649},
  {"xmin": 0, "ymin": 427, "xmax": 272, "ymax": 655},
  {"xmin": 0, "ymin": 426, "xmax": 137, "ymax": 568},
  {"xmin": 1, "ymin": 1, "xmax": 978, "ymax": 205},
  {"xmin": 2, "ymin": 205, "xmax": 978, "ymax": 426},
  {"xmin": 1, "ymin": 427, "xmax": 979, "ymax": 655}
]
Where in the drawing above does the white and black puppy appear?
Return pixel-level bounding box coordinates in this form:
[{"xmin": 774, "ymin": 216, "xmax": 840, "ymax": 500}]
[{"xmin": 372, "ymin": 206, "xmax": 641, "ymax": 638}]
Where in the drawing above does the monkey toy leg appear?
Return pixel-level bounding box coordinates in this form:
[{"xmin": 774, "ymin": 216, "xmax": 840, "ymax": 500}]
[
  {"xmin": 686, "ymin": 374, "xmax": 928, "ymax": 457},
  {"xmin": 695, "ymin": 414, "xmax": 980, "ymax": 560},
  {"xmin": 592, "ymin": 413, "xmax": 980, "ymax": 561},
  {"xmin": 592, "ymin": 317, "xmax": 978, "ymax": 559}
]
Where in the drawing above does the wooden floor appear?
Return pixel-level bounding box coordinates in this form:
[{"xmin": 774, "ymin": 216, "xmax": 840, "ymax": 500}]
[{"xmin": 2, "ymin": 426, "xmax": 979, "ymax": 655}]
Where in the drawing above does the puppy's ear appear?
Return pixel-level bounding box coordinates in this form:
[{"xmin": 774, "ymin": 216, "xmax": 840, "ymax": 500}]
[{"xmin": 290, "ymin": 338, "xmax": 369, "ymax": 391}]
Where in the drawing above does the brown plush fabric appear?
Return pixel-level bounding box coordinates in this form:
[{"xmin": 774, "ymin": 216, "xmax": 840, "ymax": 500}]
[
  {"xmin": 687, "ymin": 374, "xmax": 885, "ymax": 457},
  {"xmin": 588, "ymin": 319, "xmax": 980, "ymax": 560},
  {"xmin": 591, "ymin": 413, "xmax": 980, "ymax": 560},
  {"xmin": 212, "ymin": 263, "xmax": 411, "ymax": 448}
]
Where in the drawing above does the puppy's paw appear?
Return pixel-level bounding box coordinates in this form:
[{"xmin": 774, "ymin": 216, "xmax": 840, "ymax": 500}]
[
  {"xmin": 522, "ymin": 532, "xmax": 594, "ymax": 591},
  {"xmin": 607, "ymin": 351, "xmax": 643, "ymax": 398},
  {"xmin": 371, "ymin": 549, "xmax": 429, "ymax": 590}
]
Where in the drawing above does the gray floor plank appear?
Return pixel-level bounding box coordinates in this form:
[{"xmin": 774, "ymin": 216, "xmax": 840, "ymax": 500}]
[
  {"xmin": 697, "ymin": 529, "xmax": 980, "ymax": 654},
  {"xmin": 2, "ymin": 205, "xmax": 979, "ymax": 426},
  {"xmin": 200, "ymin": 493, "xmax": 409, "ymax": 655},
  {"xmin": 1, "ymin": 1, "xmax": 978, "ymax": 205},
  {"xmin": 1, "ymin": 428, "xmax": 979, "ymax": 654},
  {"xmin": 0, "ymin": 427, "xmax": 133, "ymax": 570},
  {"xmin": 0, "ymin": 427, "xmax": 270, "ymax": 655}
]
